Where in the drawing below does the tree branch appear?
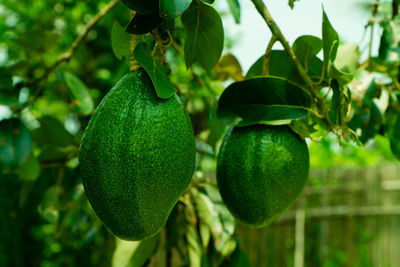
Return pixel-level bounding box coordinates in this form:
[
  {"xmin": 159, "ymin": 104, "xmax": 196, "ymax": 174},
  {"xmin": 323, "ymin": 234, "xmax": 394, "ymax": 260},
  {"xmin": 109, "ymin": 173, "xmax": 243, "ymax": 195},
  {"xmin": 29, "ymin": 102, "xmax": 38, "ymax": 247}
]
[
  {"xmin": 250, "ymin": 0, "xmax": 314, "ymax": 90},
  {"xmin": 13, "ymin": 0, "xmax": 121, "ymax": 114},
  {"xmin": 25, "ymin": 0, "xmax": 121, "ymax": 88}
]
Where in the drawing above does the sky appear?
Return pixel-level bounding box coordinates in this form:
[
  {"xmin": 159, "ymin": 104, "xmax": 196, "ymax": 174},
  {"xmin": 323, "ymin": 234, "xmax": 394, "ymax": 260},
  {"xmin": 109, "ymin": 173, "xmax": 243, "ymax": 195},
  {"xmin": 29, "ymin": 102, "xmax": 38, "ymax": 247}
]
[{"xmin": 218, "ymin": 0, "xmax": 377, "ymax": 72}]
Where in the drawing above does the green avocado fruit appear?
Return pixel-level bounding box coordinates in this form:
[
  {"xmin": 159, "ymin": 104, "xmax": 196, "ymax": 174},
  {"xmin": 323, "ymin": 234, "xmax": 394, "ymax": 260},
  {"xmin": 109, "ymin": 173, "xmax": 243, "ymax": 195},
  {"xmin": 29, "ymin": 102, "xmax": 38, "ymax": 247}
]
[
  {"xmin": 216, "ymin": 124, "xmax": 309, "ymax": 228},
  {"xmin": 79, "ymin": 71, "xmax": 196, "ymax": 240}
]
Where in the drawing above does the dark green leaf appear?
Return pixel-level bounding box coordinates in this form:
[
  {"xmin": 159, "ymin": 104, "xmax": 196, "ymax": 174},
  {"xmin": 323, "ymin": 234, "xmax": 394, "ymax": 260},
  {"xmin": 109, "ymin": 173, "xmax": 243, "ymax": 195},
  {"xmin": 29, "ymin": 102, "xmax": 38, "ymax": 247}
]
[
  {"xmin": 16, "ymin": 156, "xmax": 40, "ymax": 181},
  {"xmin": 133, "ymin": 42, "xmax": 176, "ymax": 99},
  {"xmin": 385, "ymin": 97, "xmax": 400, "ymax": 158},
  {"xmin": 363, "ymin": 80, "xmax": 380, "ymax": 104},
  {"xmin": 349, "ymin": 102, "xmax": 382, "ymax": 143},
  {"xmin": 245, "ymin": 56, "xmax": 263, "ymax": 79},
  {"xmin": 293, "ymin": 35, "xmax": 322, "ymax": 65},
  {"xmin": 218, "ymin": 77, "xmax": 312, "ymax": 126},
  {"xmin": 322, "ymin": 10, "xmax": 339, "ymax": 69},
  {"xmin": 378, "ymin": 16, "xmax": 400, "ymax": 64},
  {"xmin": 121, "ymin": 0, "xmax": 158, "ymax": 14},
  {"xmin": 125, "ymin": 12, "xmax": 164, "ymax": 35},
  {"xmin": 57, "ymin": 72, "xmax": 94, "ymax": 116},
  {"xmin": 0, "ymin": 118, "xmax": 32, "ymax": 167},
  {"xmin": 38, "ymin": 146, "xmax": 73, "ymax": 162},
  {"xmin": 182, "ymin": 1, "xmax": 224, "ymax": 70},
  {"xmin": 32, "ymin": 116, "xmax": 73, "ymax": 147},
  {"xmin": 111, "ymin": 20, "xmax": 130, "ymax": 62},
  {"xmin": 160, "ymin": 18, "xmax": 176, "ymax": 32},
  {"xmin": 0, "ymin": 68, "xmax": 13, "ymax": 91},
  {"xmin": 245, "ymin": 51, "xmax": 323, "ymax": 83},
  {"xmin": 226, "ymin": 0, "xmax": 241, "ymax": 23},
  {"xmin": 159, "ymin": 0, "xmax": 192, "ymax": 18}
]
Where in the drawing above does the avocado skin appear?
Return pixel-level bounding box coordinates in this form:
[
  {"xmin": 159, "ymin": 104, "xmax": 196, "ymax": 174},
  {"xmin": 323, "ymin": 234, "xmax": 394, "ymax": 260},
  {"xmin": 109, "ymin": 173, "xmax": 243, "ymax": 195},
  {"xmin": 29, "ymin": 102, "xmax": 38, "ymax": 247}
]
[
  {"xmin": 79, "ymin": 71, "xmax": 196, "ymax": 240},
  {"xmin": 216, "ymin": 125, "xmax": 309, "ymax": 228}
]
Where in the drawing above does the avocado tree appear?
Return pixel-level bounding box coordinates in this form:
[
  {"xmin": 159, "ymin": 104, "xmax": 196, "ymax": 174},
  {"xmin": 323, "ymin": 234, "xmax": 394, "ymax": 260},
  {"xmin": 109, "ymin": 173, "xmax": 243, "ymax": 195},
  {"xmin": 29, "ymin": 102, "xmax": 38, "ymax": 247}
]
[{"xmin": 0, "ymin": 0, "xmax": 399, "ymax": 266}]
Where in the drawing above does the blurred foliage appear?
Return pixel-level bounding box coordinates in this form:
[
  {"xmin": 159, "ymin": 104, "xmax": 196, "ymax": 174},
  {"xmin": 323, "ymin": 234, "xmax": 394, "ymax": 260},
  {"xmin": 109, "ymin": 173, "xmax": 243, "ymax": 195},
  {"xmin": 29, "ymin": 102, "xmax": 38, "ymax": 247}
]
[{"xmin": 1, "ymin": 0, "xmax": 400, "ymax": 266}]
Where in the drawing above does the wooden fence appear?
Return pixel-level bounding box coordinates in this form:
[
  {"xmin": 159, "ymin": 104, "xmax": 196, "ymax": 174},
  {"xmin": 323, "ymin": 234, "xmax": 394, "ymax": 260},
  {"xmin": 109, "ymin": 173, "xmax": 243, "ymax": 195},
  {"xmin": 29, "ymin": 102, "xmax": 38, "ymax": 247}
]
[{"xmin": 237, "ymin": 164, "xmax": 400, "ymax": 267}]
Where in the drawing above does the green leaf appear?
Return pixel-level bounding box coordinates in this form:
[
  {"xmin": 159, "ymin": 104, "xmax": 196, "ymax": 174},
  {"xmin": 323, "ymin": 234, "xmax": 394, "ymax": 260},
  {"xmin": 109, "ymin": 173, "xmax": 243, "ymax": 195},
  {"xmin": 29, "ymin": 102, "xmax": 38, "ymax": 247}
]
[
  {"xmin": 328, "ymin": 80, "xmax": 351, "ymax": 127},
  {"xmin": 331, "ymin": 64, "xmax": 353, "ymax": 86},
  {"xmin": 293, "ymin": 35, "xmax": 322, "ymax": 65},
  {"xmin": 112, "ymin": 239, "xmax": 141, "ymax": 267},
  {"xmin": 32, "ymin": 116, "xmax": 73, "ymax": 147},
  {"xmin": 216, "ymin": 53, "xmax": 243, "ymax": 81},
  {"xmin": 378, "ymin": 16, "xmax": 400, "ymax": 64},
  {"xmin": 322, "ymin": 10, "xmax": 339, "ymax": 69},
  {"xmin": 245, "ymin": 51, "xmax": 323, "ymax": 83},
  {"xmin": 0, "ymin": 68, "xmax": 13, "ymax": 91},
  {"xmin": 0, "ymin": 118, "xmax": 32, "ymax": 167},
  {"xmin": 125, "ymin": 12, "xmax": 164, "ymax": 35},
  {"xmin": 384, "ymin": 95, "xmax": 400, "ymax": 158},
  {"xmin": 57, "ymin": 72, "xmax": 94, "ymax": 116},
  {"xmin": 185, "ymin": 199, "xmax": 203, "ymax": 267},
  {"xmin": 217, "ymin": 77, "xmax": 312, "ymax": 126},
  {"xmin": 245, "ymin": 56, "xmax": 263, "ymax": 79},
  {"xmin": 38, "ymin": 185, "xmax": 62, "ymax": 223},
  {"xmin": 133, "ymin": 42, "xmax": 176, "ymax": 99},
  {"xmin": 363, "ymin": 80, "xmax": 380, "ymax": 104},
  {"xmin": 197, "ymin": 184, "xmax": 235, "ymax": 254},
  {"xmin": 127, "ymin": 234, "xmax": 160, "ymax": 267},
  {"xmin": 334, "ymin": 43, "xmax": 360, "ymax": 74},
  {"xmin": 182, "ymin": 0, "xmax": 224, "ymax": 70},
  {"xmin": 226, "ymin": 0, "xmax": 241, "ymax": 23},
  {"xmin": 16, "ymin": 155, "xmax": 40, "ymax": 181},
  {"xmin": 289, "ymin": 0, "xmax": 300, "ymax": 9},
  {"xmin": 349, "ymin": 101, "xmax": 382, "ymax": 143},
  {"xmin": 221, "ymin": 244, "xmax": 251, "ymax": 267},
  {"xmin": 121, "ymin": 0, "xmax": 158, "ymax": 15},
  {"xmin": 38, "ymin": 146, "xmax": 73, "ymax": 162},
  {"xmin": 111, "ymin": 20, "xmax": 130, "ymax": 62},
  {"xmin": 191, "ymin": 187, "xmax": 212, "ymax": 248},
  {"xmin": 159, "ymin": 0, "xmax": 193, "ymax": 18}
]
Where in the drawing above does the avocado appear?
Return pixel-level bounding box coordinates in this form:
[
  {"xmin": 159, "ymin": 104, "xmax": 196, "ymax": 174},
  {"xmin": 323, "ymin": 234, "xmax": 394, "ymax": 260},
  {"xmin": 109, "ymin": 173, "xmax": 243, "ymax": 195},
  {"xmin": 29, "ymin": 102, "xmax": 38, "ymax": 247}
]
[
  {"xmin": 216, "ymin": 124, "xmax": 309, "ymax": 227},
  {"xmin": 79, "ymin": 71, "xmax": 196, "ymax": 240}
]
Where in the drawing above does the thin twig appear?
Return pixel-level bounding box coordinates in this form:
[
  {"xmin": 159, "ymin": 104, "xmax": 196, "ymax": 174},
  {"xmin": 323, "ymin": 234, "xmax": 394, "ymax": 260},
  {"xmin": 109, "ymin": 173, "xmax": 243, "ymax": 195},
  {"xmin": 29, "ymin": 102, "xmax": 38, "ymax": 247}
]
[
  {"xmin": 368, "ymin": 0, "xmax": 380, "ymax": 64},
  {"xmin": 13, "ymin": 0, "xmax": 121, "ymax": 113},
  {"xmin": 250, "ymin": 0, "xmax": 315, "ymax": 91},
  {"xmin": 262, "ymin": 35, "xmax": 278, "ymax": 75}
]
